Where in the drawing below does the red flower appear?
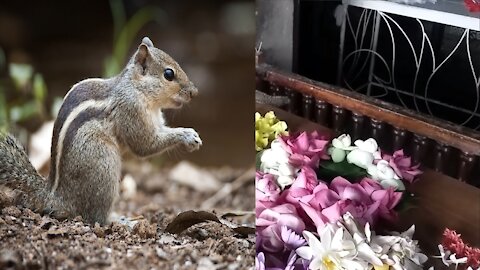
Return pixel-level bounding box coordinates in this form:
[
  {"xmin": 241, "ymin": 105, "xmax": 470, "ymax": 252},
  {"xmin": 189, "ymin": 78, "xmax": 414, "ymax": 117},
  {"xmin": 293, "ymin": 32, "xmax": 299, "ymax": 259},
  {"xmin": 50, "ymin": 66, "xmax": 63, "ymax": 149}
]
[
  {"xmin": 465, "ymin": 0, "xmax": 480, "ymax": 12},
  {"xmin": 442, "ymin": 228, "xmax": 480, "ymax": 268}
]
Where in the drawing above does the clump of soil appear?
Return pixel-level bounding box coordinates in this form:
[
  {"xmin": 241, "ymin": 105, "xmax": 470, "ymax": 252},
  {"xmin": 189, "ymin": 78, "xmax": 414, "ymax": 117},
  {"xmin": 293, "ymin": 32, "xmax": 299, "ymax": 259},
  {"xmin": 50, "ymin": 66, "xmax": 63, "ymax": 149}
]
[{"xmin": 0, "ymin": 162, "xmax": 255, "ymax": 269}]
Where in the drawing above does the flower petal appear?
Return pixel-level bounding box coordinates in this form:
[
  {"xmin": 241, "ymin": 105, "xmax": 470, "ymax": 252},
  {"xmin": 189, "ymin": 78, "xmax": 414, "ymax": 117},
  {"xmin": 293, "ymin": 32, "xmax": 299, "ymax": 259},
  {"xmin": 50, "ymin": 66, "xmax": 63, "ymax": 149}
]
[
  {"xmin": 296, "ymin": 246, "xmax": 314, "ymax": 261},
  {"xmin": 380, "ymin": 178, "xmax": 406, "ymax": 191},
  {"xmin": 331, "ymin": 148, "xmax": 347, "ymax": 163}
]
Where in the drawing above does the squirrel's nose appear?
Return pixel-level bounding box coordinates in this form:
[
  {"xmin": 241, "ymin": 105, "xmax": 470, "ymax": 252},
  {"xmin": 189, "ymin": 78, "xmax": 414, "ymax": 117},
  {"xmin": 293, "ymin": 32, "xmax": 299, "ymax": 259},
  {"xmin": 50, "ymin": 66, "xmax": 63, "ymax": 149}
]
[{"xmin": 189, "ymin": 85, "xmax": 198, "ymax": 98}]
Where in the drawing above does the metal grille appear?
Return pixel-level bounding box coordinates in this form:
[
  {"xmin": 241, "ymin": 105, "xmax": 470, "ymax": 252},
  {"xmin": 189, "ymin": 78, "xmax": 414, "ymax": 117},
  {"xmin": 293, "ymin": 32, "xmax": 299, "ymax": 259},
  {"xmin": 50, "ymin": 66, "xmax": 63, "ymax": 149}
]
[{"xmin": 337, "ymin": 2, "xmax": 480, "ymax": 130}]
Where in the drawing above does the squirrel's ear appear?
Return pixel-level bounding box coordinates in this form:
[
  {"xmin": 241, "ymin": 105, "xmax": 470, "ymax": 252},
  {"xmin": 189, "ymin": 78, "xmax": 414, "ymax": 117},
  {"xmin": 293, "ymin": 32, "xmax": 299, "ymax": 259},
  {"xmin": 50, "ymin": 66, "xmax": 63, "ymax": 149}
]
[
  {"xmin": 134, "ymin": 44, "xmax": 150, "ymax": 71},
  {"xmin": 141, "ymin": 37, "xmax": 154, "ymax": 47}
]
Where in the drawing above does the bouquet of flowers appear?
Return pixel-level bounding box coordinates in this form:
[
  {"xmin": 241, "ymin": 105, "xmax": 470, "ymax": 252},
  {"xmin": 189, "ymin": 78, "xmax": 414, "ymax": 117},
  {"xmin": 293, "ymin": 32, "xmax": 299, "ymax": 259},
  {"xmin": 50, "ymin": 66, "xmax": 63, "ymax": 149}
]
[{"xmin": 255, "ymin": 111, "xmax": 427, "ymax": 270}]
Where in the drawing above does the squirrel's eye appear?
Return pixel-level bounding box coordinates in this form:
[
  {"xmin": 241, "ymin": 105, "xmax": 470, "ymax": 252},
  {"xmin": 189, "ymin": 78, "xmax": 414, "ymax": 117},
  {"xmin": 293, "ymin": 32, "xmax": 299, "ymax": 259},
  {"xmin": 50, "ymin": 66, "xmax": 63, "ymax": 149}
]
[{"xmin": 164, "ymin": 68, "xmax": 175, "ymax": 81}]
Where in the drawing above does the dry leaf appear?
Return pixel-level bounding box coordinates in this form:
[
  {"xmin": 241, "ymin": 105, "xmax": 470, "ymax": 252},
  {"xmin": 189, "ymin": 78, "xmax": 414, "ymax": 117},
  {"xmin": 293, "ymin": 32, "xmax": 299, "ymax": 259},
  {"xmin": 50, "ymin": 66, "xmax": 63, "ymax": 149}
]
[
  {"xmin": 232, "ymin": 226, "xmax": 255, "ymax": 237},
  {"xmin": 165, "ymin": 210, "xmax": 220, "ymax": 234},
  {"xmin": 219, "ymin": 219, "xmax": 255, "ymax": 237},
  {"xmin": 220, "ymin": 211, "xmax": 255, "ymax": 219}
]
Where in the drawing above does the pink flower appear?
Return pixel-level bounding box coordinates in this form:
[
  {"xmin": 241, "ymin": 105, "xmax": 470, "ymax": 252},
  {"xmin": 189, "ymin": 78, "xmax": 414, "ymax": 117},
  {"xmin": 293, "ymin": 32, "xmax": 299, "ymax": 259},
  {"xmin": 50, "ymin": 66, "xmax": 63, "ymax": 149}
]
[
  {"xmin": 256, "ymin": 172, "xmax": 281, "ymax": 205},
  {"xmin": 369, "ymin": 188, "xmax": 402, "ymax": 221},
  {"xmin": 281, "ymin": 166, "xmax": 326, "ymax": 206},
  {"xmin": 299, "ymin": 177, "xmax": 402, "ymax": 230},
  {"xmin": 290, "ymin": 166, "xmax": 318, "ymax": 191},
  {"xmin": 279, "ymin": 131, "xmax": 329, "ymax": 168},
  {"xmin": 381, "ymin": 149, "xmax": 422, "ymax": 183},
  {"xmin": 257, "ymin": 204, "xmax": 306, "ymax": 253}
]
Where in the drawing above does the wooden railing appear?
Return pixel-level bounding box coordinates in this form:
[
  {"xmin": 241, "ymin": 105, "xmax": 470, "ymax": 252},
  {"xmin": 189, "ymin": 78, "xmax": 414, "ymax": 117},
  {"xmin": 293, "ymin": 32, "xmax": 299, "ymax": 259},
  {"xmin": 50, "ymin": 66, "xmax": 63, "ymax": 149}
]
[{"xmin": 256, "ymin": 64, "xmax": 480, "ymax": 187}]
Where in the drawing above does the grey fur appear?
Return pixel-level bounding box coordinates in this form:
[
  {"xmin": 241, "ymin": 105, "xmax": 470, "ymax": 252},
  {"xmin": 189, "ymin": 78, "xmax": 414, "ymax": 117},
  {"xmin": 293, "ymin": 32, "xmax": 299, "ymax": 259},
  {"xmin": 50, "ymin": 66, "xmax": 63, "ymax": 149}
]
[
  {"xmin": 142, "ymin": 37, "xmax": 154, "ymax": 47},
  {"xmin": 255, "ymin": 90, "xmax": 290, "ymax": 107},
  {"xmin": 0, "ymin": 134, "xmax": 49, "ymax": 211},
  {"xmin": 0, "ymin": 37, "xmax": 202, "ymax": 224}
]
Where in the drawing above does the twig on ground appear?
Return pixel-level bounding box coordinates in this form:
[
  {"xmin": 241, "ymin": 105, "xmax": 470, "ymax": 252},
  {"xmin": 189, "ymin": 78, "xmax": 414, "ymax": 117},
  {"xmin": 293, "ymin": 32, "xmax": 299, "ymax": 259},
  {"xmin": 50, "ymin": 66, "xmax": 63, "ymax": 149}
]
[{"xmin": 201, "ymin": 165, "xmax": 255, "ymax": 209}]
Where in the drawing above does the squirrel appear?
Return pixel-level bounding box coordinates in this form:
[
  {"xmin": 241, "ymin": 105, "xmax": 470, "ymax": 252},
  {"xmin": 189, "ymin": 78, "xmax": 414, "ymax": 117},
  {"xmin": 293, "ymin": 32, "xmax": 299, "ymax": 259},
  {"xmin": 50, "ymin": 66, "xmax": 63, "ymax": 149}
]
[{"xmin": 0, "ymin": 37, "xmax": 202, "ymax": 224}]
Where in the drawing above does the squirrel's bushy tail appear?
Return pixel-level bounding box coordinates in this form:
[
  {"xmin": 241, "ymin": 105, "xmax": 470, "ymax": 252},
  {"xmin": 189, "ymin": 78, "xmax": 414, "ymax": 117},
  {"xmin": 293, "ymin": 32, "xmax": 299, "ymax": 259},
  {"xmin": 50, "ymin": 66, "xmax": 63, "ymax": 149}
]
[{"xmin": 0, "ymin": 134, "xmax": 49, "ymax": 211}]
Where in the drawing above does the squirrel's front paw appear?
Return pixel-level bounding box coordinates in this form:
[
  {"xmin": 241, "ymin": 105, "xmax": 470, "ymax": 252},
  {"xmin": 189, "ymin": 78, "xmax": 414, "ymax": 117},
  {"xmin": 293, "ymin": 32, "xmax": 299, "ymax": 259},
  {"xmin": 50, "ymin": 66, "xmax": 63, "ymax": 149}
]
[{"xmin": 179, "ymin": 128, "xmax": 202, "ymax": 152}]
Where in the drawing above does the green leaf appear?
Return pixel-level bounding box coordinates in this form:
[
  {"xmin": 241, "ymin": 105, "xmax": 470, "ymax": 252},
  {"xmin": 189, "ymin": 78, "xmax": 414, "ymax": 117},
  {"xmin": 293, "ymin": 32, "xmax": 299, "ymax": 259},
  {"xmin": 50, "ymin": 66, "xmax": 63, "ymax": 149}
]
[
  {"xmin": 10, "ymin": 101, "xmax": 39, "ymax": 123},
  {"xmin": 317, "ymin": 160, "xmax": 367, "ymax": 182},
  {"xmin": 104, "ymin": 6, "xmax": 167, "ymax": 77},
  {"xmin": 9, "ymin": 63, "xmax": 33, "ymax": 90},
  {"xmin": 256, "ymin": 150, "xmax": 264, "ymax": 170},
  {"xmin": 109, "ymin": 0, "xmax": 126, "ymax": 42},
  {"xmin": 33, "ymin": 73, "xmax": 47, "ymax": 102}
]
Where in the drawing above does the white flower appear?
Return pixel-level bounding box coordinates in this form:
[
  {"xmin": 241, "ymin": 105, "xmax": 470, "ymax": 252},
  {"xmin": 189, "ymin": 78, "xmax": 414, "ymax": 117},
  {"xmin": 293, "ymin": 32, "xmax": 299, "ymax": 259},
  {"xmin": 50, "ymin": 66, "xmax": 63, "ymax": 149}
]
[
  {"xmin": 296, "ymin": 213, "xmax": 427, "ymax": 270},
  {"xmin": 260, "ymin": 139, "xmax": 297, "ymax": 189},
  {"xmin": 329, "ymin": 134, "xmax": 357, "ymax": 163},
  {"xmin": 340, "ymin": 213, "xmax": 384, "ymax": 266},
  {"xmin": 346, "ymin": 149, "xmax": 374, "ymax": 169},
  {"xmin": 355, "ymin": 138, "xmax": 379, "ymax": 154},
  {"xmin": 371, "ymin": 225, "xmax": 428, "ymax": 270},
  {"xmin": 346, "ymin": 138, "xmax": 381, "ymax": 168},
  {"xmin": 367, "ymin": 160, "xmax": 405, "ymax": 191},
  {"xmin": 296, "ymin": 225, "xmax": 367, "ymax": 270},
  {"xmin": 261, "ymin": 140, "xmax": 289, "ymax": 166},
  {"xmin": 276, "ymin": 175, "xmax": 295, "ymax": 189},
  {"xmin": 431, "ymin": 244, "xmax": 469, "ymax": 268},
  {"xmin": 332, "ymin": 134, "xmax": 357, "ymax": 151}
]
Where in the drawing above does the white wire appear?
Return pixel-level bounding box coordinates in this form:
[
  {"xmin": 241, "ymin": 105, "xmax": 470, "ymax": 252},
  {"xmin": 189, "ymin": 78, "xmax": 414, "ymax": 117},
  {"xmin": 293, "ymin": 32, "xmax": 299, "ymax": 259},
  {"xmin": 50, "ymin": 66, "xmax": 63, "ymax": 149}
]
[
  {"xmin": 346, "ymin": 8, "xmax": 359, "ymax": 71},
  {"xmin": 350, "ymin": 10, "xmax": 376, "ymax": 82},
  {"xmin": 346, "ymin": 9, "xmax": 370, "ymax": 77},
  {"xmin": 424, "ymin": 29, "xmax": 468, "ymax": 116},
  {"xmin": 380, "ymin": 12, "xmax": 419, "ymax": 66},
  {"xmin": 372, "ymin": 75, "xmax": 390, "ymax": 98},
  {"xmin": 462, "ymin": 29, "xmax": 479, "ymax": 126},
  {"xmin": 378, "ymin": 12, "xmax": 409, "ymax": 108},
  {"xmin": 412, "ymin": 18, "xmax": 426, "ymax": 112},
  {"xmin": 343, "ymin": 48, "xmax": 393, "ymax": 91},
  {"xmin": 342, "ymin": 8, "xmax": 480, "ymax": 129}
]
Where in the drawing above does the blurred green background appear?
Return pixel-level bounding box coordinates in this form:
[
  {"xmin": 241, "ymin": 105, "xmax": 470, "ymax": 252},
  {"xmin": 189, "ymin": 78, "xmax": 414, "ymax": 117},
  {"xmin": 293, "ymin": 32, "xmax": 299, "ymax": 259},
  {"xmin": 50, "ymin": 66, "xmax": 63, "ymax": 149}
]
[{"xmin": 0, "ymin": 0, "xmax": 254, "ymax": 168}]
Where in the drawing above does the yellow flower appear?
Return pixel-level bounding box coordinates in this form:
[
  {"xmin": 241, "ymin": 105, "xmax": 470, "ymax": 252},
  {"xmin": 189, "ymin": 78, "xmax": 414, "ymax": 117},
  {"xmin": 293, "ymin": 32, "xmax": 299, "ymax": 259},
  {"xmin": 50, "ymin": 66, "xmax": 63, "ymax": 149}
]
[
  {"xmin": 373, "ymin": 264, "xmax": 389, "ymax": 270},
  {"xmin": 255, "ymin": 111, "xmax": 288, "ymax": 151},
  {"xmin": 255, "ymin": 130, "xmax": 269, "ymax": 151}
]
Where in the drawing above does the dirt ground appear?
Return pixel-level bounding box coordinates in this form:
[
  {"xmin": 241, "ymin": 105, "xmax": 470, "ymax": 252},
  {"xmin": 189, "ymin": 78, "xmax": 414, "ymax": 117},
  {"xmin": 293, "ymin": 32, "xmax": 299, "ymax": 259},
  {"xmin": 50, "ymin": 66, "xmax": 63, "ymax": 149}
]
[{"xmin": 0, "ymin": 161, "xmax": 255, "ymax": 270}]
